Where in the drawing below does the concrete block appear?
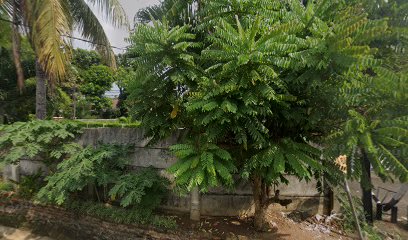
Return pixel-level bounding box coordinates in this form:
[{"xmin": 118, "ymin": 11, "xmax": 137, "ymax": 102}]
[{"xmin": 2, "ymin": 164, "xmax": 20, "ymax": 182}]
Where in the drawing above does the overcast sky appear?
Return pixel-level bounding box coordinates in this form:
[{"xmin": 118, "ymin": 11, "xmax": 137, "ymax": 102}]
[{"xmin": 73, "ymin": 0, "xmax": 159, "ymax": 53}]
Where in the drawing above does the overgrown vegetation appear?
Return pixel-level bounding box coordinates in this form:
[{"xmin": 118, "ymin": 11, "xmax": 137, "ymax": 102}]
[
  {"xmin": 0, "ymin": 180, "xmax": 13, "ymax": 193},
  {"xmin": 109, "ymin": 168, "xmax": 170, "ymax": 212},
  {"xmin": 17, "ymin": 171, "xmax": 44, "ymax": 199},
  {"xmin": 337, "ymin": 192, "xmax": 383, "ymax": 240},
  {"xmin": 128, "ymin": 0, "xmax": 408, "ymax": 230},
  {"xmin": 37, "ymin": 144, "xmax": 130, "ymax": 204},
  {"xmin": 0, "ymin": 120, "xmax": 82, "ymax": 165},
  {"xmin": 0, "ymin": 120, "xmax": 171, "ymax": 228}
]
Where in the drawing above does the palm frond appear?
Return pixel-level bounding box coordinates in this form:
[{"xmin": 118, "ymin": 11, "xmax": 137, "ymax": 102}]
[
  {"xmin": 25, "ymin": 0, "xmax": 72, "ymax": 84},
  {"xmin": 69, "ymin": 0, "xmax": 116, "ymax": 68},
  {"xmin": 85, "ymin": 0, "xmax": 128, "ymax": 28}
]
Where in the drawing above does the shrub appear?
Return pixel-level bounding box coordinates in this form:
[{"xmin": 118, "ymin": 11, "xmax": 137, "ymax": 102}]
[
  {"xmin": 109, "ymin": 167, "xmax": 170, "ymax": 214},
  {"xmin": 0, "ymin": 181, "xmax": 13, "ymax": 192},
  {"xmin": 37, "ymin": 144, "xmax": 131, "ymax": 205},
  {"xmin": 17, "ymin": 171, "xmax": 44, "ymax": 199},
  {"xmin": 0, "ymin": 120, "xmax": 82, "ymax": 165}
]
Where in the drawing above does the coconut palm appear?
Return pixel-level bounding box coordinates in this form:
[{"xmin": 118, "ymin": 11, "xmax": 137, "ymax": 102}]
[{"xmin": 0, "ymin": 0, "xmax": 128, "ymax": 119}]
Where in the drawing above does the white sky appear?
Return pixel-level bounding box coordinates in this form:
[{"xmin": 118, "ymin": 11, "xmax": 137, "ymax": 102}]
[{"xmin": 73, "ymin": 0, "xmax": 159, "ymax": 53}]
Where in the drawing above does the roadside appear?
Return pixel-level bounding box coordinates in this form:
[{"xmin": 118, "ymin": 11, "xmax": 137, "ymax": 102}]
[{"xmin": 0, "ymin": 225, "xmax": 53, "ymax": 240}]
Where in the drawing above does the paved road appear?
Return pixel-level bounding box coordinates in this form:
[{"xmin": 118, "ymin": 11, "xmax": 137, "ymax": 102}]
[{"xmin": 0, "ymin": 226, "xmax": 53, "ymax": 240}]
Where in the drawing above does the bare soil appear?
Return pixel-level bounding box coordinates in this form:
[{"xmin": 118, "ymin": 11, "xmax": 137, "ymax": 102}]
[{"xmin": 173, "ymin": 211, "xmax": 351, "ymax": 239}]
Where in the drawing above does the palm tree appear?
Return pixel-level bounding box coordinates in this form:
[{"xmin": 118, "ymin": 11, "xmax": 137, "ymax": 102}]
[{"xmin": 0, "ymin": 0, "xmax": 128, "ymax": 119}]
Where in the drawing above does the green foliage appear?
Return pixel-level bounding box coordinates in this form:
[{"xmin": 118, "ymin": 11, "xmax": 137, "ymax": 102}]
[
  {"xmin": 0, "ymin": 34, "xmax": 36, "ymax": 122},
  {"xmin": 17, "ymin": 171, "xmax": 44, "ymax": 199},
  {"xmin": 80, "ymin": 65, "xmax": 115, "ymax": 96},
  {"xmin": 168, "ymin": 141, "xmax": 236, "ymax": 192},
  {"xmin": 243, "ymin": 139, "xmax": 323, "ymax": 184},
  {"xmin": 128, "ymin": 0, "xmax": 390, "ymax": 192},
  {"xmin": 0, "ymin": 181, "xmax": 13, "ymax": 192},
  {"xmin": 337, "ymin": 190, "xmax": 383, "ymax": 239},
  {"xmin": 37, "ymin": 144, "xmax": 130, "ymax": 205},
  {"xmin": 0, "ymin": 11, "xmax": 11, "ymax": 49},
  {"xmin": 48, "ymin": 88, "xmax": 74, "ymax": 118},
  {"xmin": 328, "ymin": 111, "xmax": 408, "ymax": 182},
  {"xmin": 0, "ymin": 120, "xmax": 82, "ymax": 165},
  {"xmin": 109, "ymin": 167, "xmax": 170, "ymax": 213},
  {"xmin": 136, "ymin": 0, "xmax": 196, "ymax": 27},
  {"xmin": 74, "ymin": 120, "xmax": 141, "ymax": 128},
  {"xmin": 79, "ymin": 64, "xmax": 115, "ymax": 116},
  {"xmin": 64, "ymin": 200, "xmax": 177, "ymax": 229},
  {"xmin": 72, "ymin": 49, "xmax": 102, "ymax": 70},
  {"xmin": 130, "ymin": 3, "xmax": 407, "ymax": 227},
  {"xmin": 127, "ymin": 19, "xmax": 200, "ymax": 139}
]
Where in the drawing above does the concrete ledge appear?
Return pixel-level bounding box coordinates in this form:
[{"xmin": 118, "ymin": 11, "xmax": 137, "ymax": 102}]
[{"xmin": 161, "ymin": 193, "xmax": 328, "ymax": 217}]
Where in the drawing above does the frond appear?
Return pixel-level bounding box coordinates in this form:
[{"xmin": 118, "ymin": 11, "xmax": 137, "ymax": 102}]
[
  {"xmin": 378, "ymin": 144, "xmax": 408, "ymax": 182},
  {"xmin": 69, "ymin": 0, "xmax": 117, "ymax": 68},
  {"xmin": 85, "ymin": 0, "xmax": 128, "ymax": 27},
  {"xmin": 25, "ymin": 0, "xmax": 72, "ymax": 83}
]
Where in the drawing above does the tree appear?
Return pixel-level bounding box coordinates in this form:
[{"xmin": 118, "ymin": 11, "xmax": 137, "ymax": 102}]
[
  {"xmin": 136, "ymin": 0, "xmax": 197, "ymax": 27},
  {"xmin": 72, "ymin": 48, "xmax": 102, "ymax": 70},
  {"xmin": 0, "ymin": 19, "xmax": 36, "ymax": 122},
  {"xmin": 79, "ymin": 65, "xmax": 115, "ymax": 116},
  {"xmin": 326, "ymin": 0, "xmax": 408, "ymax": 223},
  {"xmin": 114, "ymin": 66, "xmax": 135, "ymax": 117},
  {"xmin": 330, "ymin": 68, "xmax": 408, "ymax": 222},
  {"xmin": 0, "ymin": 0, "xmax": 128, "ymax": 119},
  {"xmin": 128, "ymin": 0, "xmax": 390, "ymax": 230}
]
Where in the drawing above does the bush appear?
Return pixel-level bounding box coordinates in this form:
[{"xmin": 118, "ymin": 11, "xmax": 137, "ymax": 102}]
[
  {"xmin": 109, "ymin": 167, "xmax": 170, "ymax": 214},
  {"xmin": 74, "ymin": 120, "xmax": 141, "ymax": 128},
  {"xmin": 0, "ymin": 120, "xmax": 82, "ymax": 165},
  {"xmin": 0, "ymin": 180, "xmax": 13, "ymax": 192},
  {"xmin": 37, "ymin": 144, "xmax": 131, "ymax": 205},
  {"xmin": 17, "ymin": 171, "xmax": 44, "ymax": 199}
]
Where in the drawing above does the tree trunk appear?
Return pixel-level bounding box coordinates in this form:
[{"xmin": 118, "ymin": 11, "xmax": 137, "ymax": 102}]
[
  {"xmin": 11, "ymin": 0, "xmax": 25, "ymax": 93},
  {"xmin": 253, "ymin": 175, "xmax": 270, "ymax": 231},
  {"xmin": 361, "ymin": 149, "xmax": 373, "ymax": 223},
  {"xmin": 253, "ymin": 175, "xmax": 264, "ymax": 230},
  {"xmin": 190, "ymin": 187, "xmax": 201, "ymax": 221},
  {"xmin": 35, "ymin": 59, "xmax": 47, "ymax": 120}
]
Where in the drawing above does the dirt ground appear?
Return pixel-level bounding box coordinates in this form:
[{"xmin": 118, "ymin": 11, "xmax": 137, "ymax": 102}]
[
  {"xmin": 174, "ymin": 211, "xmax": 351, "ymax": 240},
  {"xmin": 0, "ymin": 225, "xmax": 53, "ymax": 240}
]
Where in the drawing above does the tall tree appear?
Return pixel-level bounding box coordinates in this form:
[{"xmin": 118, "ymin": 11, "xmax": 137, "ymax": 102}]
[
  {"xmin": 128, "ymin": 0, "xmax": 391, "ymax": 230},
  {"xmin": 0, "ymin": 0, "xmax": 128, "ymax": 119},
  {"xmin": 327, "ymin": 0, "xmax": 408, "ymax": 222}
]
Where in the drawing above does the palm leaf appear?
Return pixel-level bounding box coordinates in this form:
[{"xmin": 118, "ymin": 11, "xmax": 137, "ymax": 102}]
[
  {"xmin": 378, "ymin": 144, "xmax": 408, "ymax": 182},
  {"xmin": 26, "ymin": 0, "xmax": 71, "ymax": 83},
  {"xmin": 85, "ymin": 0, "xmax": 128, "ymax": 27},
  {"xmin": 69, "ymin": 0, "xmax": 118, "ymax": 67}
]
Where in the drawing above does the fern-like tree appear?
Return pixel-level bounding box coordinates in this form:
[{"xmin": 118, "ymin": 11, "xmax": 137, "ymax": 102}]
[
  {"xmin": 330, "ymin": 68, "xmax": 408, "ymax": 222},
  {"xmin": 127, "ymin": 0, "xmax": 397, "ymax": 230},
  {"xmin": 0, "ymin": 0, "xmax": 128, "ymax": 119},
  {"xmin": 326, "ymin": 0, "xmax": 408, "ymax": 222}
]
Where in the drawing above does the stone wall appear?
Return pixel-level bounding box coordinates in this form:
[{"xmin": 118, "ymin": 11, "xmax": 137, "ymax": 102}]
[{"xmin": 4, "ymin": 127, "xmax": 330, "ymax": 217}]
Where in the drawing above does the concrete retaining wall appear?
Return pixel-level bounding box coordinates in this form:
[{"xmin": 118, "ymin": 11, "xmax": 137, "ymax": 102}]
[{"xmin": 4, "ymin": 127, "xmax": 329, "ymax": 217}]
